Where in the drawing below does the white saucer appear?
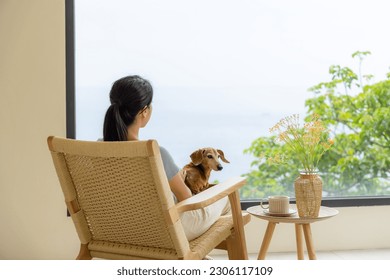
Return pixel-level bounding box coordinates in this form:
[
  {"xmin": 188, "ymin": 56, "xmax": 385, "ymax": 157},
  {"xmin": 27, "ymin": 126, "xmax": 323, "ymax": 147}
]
[{"xmin": 263, "ymin": 209, "xmax": 297, "ymax": 217}]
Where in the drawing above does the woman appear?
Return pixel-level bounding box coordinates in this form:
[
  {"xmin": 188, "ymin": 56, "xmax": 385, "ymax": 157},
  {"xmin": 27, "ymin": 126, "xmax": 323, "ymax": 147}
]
[{"xmin": 103, "ymin": 75, "xmax": 230, "ymax": 240}]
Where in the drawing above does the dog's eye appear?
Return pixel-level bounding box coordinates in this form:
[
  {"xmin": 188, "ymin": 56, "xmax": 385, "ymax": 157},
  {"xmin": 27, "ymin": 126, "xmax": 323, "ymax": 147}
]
[{"xmin": 207, "ymin": 155, "xmax": 213, "ymax": 159}]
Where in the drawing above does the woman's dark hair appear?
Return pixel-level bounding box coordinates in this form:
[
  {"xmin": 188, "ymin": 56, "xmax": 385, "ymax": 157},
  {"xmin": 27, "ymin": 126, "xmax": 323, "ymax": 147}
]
[{"xmin": 103, "ymin": 75, "xmax": 153, "ymax": 141}]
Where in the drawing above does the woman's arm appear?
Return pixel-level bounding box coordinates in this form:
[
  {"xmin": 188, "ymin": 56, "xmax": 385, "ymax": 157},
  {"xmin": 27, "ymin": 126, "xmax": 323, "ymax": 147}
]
[
  {"xmin": 169, "ymin": 170, "xmax": 192, "ymax": 202},
  {"xmin": 158, "ymin": 146, "xmax": 192, "ymax": 201}
]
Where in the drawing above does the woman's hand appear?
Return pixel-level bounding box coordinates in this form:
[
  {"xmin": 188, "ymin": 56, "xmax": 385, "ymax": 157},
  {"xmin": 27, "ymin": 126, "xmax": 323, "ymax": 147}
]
[{"xmin": 179, "ymin": 169, "xmax": 187, "ymax": 181}]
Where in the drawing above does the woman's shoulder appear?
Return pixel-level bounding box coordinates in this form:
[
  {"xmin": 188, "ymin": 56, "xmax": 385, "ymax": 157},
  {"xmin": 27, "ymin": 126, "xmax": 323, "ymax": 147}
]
[
  {"xmin": 158, "ymin": 145, "xmax": 173, "ymax": 159},
  {"xmin": 159, "ymin": 145, "xmax": 169, "ymax": 154},
  {"xmin": 157, "ymin": 144, "xmax": 180, "ymax": 180}
]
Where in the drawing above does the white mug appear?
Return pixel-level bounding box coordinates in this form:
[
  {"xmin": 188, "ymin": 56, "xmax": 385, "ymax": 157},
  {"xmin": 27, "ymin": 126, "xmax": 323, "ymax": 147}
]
[{"xmin": 260, "ymin": 195, "xmax": 290, "ymax": 214}]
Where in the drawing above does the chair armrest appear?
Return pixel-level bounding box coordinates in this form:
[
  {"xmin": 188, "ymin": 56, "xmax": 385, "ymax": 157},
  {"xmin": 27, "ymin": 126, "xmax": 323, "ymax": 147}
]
[{"xmin": 175, "ymin": 176, "xmax": 246, "ymax": 213}]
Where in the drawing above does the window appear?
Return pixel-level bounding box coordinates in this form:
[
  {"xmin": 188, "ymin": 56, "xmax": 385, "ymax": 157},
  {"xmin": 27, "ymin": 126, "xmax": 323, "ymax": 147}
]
[{"xmin": 67, "ymin": 0, "xmax": 390, "ymax": 206}]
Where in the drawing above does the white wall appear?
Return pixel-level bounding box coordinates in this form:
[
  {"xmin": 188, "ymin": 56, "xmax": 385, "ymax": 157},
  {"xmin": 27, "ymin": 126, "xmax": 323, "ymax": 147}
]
[
  {"xmin": 0, "ymin": 0, "xmax": 389, "ymax": 260},
  {"xmin": 0, "ymin": 0, "xmax": 79, "ymax": 259}
]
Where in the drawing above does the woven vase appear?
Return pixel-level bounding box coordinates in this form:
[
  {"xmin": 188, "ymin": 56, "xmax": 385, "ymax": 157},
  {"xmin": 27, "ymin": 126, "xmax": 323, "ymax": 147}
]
[{"xmin": 294, "ymin": 171, "xmax": 323, "ymax": 218}]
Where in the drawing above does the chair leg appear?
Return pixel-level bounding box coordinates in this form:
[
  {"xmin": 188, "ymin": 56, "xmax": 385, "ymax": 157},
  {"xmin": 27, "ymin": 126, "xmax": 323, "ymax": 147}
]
[
  {"xmin": 227, "ymin": 191, "xmax": 248, "ymax": 260},
  {"xmin": 76, "ymin": 243, "xmax": 92, "ymax": 260},
  {"xmin": 225, "ymin": 233, "xmax": 239, "ymax": 259}
]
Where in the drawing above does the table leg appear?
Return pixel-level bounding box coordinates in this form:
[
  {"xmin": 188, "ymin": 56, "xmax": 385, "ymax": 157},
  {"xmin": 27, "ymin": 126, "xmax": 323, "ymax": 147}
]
[
  {"xmin": 257, "ymin": 222, "xmax": 276, "ymax": 260},
  {"xmin": 302, "ymin": 224, "xmax": 317, "ymax": 260},
  {"xmin": 295, "ymin": 224, "xmax": 304, "ymax": 260}
]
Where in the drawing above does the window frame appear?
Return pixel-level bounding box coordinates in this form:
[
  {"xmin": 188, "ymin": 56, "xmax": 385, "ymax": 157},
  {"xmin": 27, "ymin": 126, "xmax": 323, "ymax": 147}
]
[{"xmin": 65, "ymin": 0, "xmax": 390, "ymax": 208}]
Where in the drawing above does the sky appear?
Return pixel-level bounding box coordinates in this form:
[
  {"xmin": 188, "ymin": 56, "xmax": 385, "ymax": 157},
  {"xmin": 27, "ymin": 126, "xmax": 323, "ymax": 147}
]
[
  {"xmin": 75, "ymin": 0, "xmax": 390, "ymax": 89},
  {"xmin": 74, "ymin": 0, "xmax": 390, "ymax": 182}
]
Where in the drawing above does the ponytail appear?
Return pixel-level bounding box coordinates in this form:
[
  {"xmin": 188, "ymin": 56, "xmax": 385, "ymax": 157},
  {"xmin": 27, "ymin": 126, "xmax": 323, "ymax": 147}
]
[{"xmin": 103, "ymin": 104, "xmax": 130, "ymax": 141}]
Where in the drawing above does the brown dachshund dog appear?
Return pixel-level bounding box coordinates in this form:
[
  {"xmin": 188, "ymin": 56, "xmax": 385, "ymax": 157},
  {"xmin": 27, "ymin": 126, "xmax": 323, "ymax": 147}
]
[{"xmin": 183, "ymin": 148, "xmax": 230, "ymax": 195}]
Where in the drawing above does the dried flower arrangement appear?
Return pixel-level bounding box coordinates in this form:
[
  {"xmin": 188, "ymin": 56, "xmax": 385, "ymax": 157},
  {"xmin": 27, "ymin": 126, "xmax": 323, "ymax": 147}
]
[{"xmin": 267, "ymin": 114, "xmax": 334, "ymax": 173}]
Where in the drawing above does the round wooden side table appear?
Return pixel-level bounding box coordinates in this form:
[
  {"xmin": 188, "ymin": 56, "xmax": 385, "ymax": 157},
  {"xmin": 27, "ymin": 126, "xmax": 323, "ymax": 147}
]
[{"xmin": 246, "ymin": 204, "xmax": 339, "ymax": 260}]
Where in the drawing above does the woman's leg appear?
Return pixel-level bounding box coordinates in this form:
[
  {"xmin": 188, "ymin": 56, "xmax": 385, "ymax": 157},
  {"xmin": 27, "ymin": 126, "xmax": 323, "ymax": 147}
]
[{"xmin": 180, "ymin": 196, "xmax": 231, "ymax": 241}]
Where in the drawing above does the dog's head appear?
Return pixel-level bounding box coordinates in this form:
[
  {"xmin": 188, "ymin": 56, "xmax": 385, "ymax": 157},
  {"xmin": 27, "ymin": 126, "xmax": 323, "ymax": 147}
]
[{"xmin": 190, "ymin": 148, "xmax": 230, "ymax": 171}]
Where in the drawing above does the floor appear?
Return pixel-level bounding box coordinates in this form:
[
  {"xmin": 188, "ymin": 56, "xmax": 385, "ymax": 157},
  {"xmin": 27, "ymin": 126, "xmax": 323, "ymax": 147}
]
[{"xmin": 211, "ymin": 248, "xmax": 390, "ymax": 260}]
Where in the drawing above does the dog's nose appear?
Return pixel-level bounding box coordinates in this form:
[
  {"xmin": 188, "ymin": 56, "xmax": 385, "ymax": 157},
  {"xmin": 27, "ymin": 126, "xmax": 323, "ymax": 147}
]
[{"xmin": 217, "ymin": 165, "xmax": 223, "ymax": 171}]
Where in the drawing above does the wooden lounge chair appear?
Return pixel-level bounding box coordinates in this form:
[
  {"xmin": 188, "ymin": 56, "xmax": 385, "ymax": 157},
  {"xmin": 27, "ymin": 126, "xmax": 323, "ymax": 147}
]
[{"xmin": 47, "ymin": 136, "xmax": 250, "ymax": 260}]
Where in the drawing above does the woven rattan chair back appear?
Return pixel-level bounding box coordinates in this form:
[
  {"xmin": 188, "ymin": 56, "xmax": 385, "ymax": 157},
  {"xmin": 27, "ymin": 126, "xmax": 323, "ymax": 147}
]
[{"xmin": 48, "ymin": 137, "xmax": 191, "ymax": 259}]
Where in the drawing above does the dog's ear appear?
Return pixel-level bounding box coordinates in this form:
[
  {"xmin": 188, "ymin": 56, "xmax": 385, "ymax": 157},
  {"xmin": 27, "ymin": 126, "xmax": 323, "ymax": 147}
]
[
  {"xmin": 217, "ymin": 149, "xmax": 230, "ymax": 163},
  {"xmin": 190, "ymin": 149, "xmax": 204, "ymax": 165}
]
